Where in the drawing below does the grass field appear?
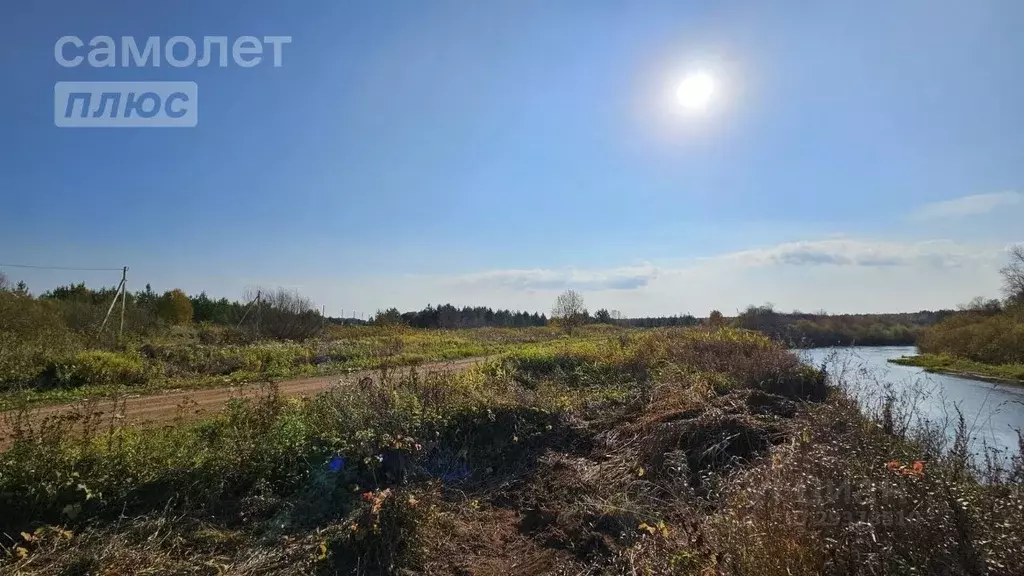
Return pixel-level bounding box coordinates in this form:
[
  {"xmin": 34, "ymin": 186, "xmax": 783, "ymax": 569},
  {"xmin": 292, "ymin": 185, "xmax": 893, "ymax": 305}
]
[
  {"xmin": 2, "ymin": 327, "xmax": 1021, "ymax": 575},
  {"xmin": 0, "ymin": 325, "xmax": 619, "ymax": 410}
]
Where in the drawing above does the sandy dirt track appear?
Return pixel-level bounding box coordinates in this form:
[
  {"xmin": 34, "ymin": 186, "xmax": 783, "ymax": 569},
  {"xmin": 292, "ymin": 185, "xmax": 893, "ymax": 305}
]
[{"xmin": 0, "ymin": 356, "xmax": 493, "ymax": 447}]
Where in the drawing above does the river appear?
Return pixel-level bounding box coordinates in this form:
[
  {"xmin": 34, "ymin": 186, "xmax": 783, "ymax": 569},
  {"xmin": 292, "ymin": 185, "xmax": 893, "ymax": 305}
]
[{"xmin": 798, "ymin": 346, "xmax": 1024, "ymax": 458}]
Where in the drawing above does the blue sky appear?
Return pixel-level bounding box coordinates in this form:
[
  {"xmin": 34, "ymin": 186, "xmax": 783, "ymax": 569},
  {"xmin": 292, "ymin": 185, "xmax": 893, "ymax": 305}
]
[{"xmin": 2, "ymin": 0, "xmax": 1022, "ymax": 316}]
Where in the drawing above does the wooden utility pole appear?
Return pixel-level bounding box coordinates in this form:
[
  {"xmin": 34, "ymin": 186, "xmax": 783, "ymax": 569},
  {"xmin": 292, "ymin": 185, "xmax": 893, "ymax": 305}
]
[
  {"xmin": 119, "ymin": 266, "xmax": 127, "ymax": 338},
  {"xmin": 99, "ymin": 266, "xmax": 128, "ymax": 338},
  {"xmin": 237, "ymin": 289, "xmax": 262, "ymax": 332}
]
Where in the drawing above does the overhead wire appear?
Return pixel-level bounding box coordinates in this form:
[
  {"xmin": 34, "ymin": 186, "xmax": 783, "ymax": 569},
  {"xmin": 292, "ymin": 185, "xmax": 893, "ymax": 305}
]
[{"xmin": 0, "ymin": 263, "xmax": 123, "ymax": 272}]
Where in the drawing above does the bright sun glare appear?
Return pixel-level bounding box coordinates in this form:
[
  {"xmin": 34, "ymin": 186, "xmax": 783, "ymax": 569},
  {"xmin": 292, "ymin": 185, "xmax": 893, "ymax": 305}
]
[{"xmin": 675, "ymin": 71, "xmax": 716, "ymax": 112}]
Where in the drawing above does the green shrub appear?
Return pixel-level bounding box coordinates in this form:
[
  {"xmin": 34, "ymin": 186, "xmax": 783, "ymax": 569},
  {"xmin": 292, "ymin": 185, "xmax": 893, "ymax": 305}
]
[
  {"xmin": 0, "ymin": 292, "xmax": 81, "ymax": 389},
  {"xmin": 239, "ymin": 342, "xmax": 313, "ymax": 377},
  {"xmin": 156, "ymin": 289, "xmax": 194, "ymax": 326},
  {"xmin": 657, "ymin": 328, "xmax": 826, "ymax": 399},
  {"xmin": 918, "ymin": 313, "xmax": 1024, "ymax": 364},
  {"xmin": 53, "ymin": 350, "xmax": 152, "ymax": 387},
  {"xmin": 145, "ymin": 343, "xmax": 243, "ymax": 377}
]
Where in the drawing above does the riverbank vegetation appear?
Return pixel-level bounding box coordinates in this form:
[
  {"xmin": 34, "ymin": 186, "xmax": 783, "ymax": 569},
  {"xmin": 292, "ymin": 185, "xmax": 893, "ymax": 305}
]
[
  {"xmin": 1, "ymin": 328, "xmax": 1020, "ymax": 574},
  {"xmin": 890, "ymin": 354, "xmax": 1024, "ymax": 383},
  {"xmin": 893, "ymin": 247, "xmax": 1024, "ymax": 381},
  {"xmin": 918, "ymin": 301, "xmax": 1024, "ymax": 364},
  {"xmin": 734, "ymin": 304, "xmax": 947, "ymax": 347}
]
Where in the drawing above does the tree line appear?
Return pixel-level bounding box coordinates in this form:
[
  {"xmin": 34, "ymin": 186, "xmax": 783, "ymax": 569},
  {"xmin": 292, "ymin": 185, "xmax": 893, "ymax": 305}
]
[
  {"xmin": 1, "ymin": 274, "xmax": 979, "ymax": 347},
  {"xmin": 371, "ymin": 299, "xmax": 702, "ymax": 331},
  {"xmin": 372, "ymin": 304, "xmax": 548, "ymax": 328},
  {"xmin": 731, "ymin": 304, "xmax": 951, "ymax": 347},
  {"xmin": 0, "ymin": 277, "xmax": 324, "ymax": 342}
]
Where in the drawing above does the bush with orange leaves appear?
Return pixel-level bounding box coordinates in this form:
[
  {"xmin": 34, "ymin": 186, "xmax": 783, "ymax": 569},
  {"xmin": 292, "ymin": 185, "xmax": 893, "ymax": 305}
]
[{"xmin": 886, "ymin": 459, "xmax": 925, "ymax": 478}]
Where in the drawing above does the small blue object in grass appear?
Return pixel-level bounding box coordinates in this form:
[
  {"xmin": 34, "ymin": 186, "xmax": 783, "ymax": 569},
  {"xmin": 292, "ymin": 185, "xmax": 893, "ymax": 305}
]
[{"xmin": 328, "ymin": 455, "xmax": 345, "ymax": 473}]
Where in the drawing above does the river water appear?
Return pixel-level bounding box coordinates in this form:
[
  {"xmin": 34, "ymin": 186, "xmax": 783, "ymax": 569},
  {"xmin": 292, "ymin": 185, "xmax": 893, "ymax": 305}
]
[{"xmin": 798, "ymin": 346, "xmax": 1024, "ymax": 458}]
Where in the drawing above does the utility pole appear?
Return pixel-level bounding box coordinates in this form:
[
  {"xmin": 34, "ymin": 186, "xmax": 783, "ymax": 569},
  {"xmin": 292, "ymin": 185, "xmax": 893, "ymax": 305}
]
[
  {"xmin": 100, "ymin": 266, "xmax": 128, "ymax": 337},
  {"xmin": 119, "ymin": 266, "xmax": 127, "ymax": 339},
  {"xmin": 237, "ymin": 289, "xmax": 262, "ymax": 337}
]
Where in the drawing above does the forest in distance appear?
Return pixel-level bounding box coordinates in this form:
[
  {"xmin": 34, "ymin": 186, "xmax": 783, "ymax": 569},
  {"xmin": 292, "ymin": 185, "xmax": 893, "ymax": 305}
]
[
  {"xmin": 1, "ymin": 274, "xmax": 951, "ymax": 346},
  {"xmin": 6, "ymin": 272, "xmax": 950, "ymax": 340}
]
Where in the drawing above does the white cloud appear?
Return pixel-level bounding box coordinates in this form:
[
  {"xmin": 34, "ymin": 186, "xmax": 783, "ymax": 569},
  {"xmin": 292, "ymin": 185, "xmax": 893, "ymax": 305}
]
[
  {"xmin": 911, "ymin": 191, "xmax": 1022, "ymax": 221},
  {"xmin": 445, "ymin": 240, "xmax": 989, "ymax": 298},
  {"xmin": 453, "ymin": 264, "xmax": 659, "ymax": 291},
  {"xmin": 715, "ymin": 238, "xmax": 986, "ymax": 269}
]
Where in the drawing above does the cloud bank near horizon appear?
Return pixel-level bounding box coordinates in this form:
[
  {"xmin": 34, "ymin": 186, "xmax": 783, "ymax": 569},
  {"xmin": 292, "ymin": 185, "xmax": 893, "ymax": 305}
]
[
  {"xmin": 717, "ymin": 238, "xmax": 989, "ymax": 269},
  {"xmin": 454, "ymin": 264, "xmax": 660, "ymax": 292},
  {"xmin": 451, "ymin": 238, "xmax": 997, "ymax": 294},
  {"xmin": 910, "ymin": 191, "xmax": 1022, "ymax": 221}
]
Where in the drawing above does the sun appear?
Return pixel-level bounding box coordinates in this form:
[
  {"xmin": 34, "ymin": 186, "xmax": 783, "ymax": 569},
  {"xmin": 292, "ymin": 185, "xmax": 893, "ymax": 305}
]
[{"xmin": 675, "ymin": 71, "xmax": 716, "ymax": 112}]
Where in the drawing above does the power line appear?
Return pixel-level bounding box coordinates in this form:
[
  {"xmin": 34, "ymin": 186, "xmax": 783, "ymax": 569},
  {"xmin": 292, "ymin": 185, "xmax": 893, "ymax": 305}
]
[{"xmin": 0, "ymin": 263, "xmax": 123, "ymax": 272}]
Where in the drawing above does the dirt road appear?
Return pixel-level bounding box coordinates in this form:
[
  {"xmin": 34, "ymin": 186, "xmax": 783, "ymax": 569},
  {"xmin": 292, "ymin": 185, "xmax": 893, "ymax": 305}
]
[{"xmin": 0, "ymin": 356, "xmax": 493, "ymax": 447}]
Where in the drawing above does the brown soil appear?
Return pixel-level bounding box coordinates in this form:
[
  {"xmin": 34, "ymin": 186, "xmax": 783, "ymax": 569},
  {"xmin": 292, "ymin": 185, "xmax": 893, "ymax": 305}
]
[{"xmin": 0, "ymin": 356, "xmax": 493, "ymax": 448}]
